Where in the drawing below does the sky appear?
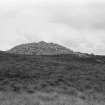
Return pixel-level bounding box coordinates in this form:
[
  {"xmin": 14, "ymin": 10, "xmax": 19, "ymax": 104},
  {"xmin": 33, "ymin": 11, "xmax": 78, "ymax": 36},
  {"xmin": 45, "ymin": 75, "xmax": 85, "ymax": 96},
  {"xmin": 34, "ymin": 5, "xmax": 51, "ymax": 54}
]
[{"xmin": 0, "ymin": 0, "xmax": 105, "ymax": 55}]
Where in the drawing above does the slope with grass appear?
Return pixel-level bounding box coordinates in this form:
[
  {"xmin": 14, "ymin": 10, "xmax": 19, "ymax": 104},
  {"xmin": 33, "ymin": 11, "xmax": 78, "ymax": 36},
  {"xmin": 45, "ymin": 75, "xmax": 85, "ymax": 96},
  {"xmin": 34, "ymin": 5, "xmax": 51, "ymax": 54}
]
[
  {"xmin": 0, "ymin": 51, "xmax": 105, "ymax": 104},
  {"xmin": 0, "ymin": 51, "xmax": 104, "ymax": 93}
]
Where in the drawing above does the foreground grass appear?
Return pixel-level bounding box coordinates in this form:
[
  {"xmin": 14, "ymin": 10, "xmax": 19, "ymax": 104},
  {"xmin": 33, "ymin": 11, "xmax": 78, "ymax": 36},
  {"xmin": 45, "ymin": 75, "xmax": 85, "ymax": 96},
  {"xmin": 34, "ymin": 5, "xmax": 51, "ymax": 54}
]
[
  {"xmin": 0, "ymin": 52, "xmax": 105, "ymax": 104},
  {"xmin": 0, "ymin": 90, "xmax": 104, "ymax": 105}
]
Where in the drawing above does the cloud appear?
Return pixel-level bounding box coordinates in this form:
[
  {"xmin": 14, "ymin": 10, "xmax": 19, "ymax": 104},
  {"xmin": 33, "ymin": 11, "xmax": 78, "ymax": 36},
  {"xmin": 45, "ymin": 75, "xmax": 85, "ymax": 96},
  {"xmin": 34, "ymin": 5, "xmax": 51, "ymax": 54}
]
[{"xmin": 0, "ymin": 0, "xmax": 105, "ymax": 54}]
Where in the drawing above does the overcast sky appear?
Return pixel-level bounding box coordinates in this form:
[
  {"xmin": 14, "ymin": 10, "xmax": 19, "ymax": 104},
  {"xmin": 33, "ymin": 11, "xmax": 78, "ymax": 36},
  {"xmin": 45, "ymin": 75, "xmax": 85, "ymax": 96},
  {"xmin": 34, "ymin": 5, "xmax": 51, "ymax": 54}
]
[{"xmin": 0, "ymin": 0, "xmax": 105, "ymax": 55}]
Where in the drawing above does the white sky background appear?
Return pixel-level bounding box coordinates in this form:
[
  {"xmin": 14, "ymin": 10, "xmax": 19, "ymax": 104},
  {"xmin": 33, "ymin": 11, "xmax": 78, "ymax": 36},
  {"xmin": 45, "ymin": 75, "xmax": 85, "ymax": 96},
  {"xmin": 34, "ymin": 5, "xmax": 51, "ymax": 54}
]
[{"xmin": 0, "ymin": 0, "xmax": 105, "ymax": 54}]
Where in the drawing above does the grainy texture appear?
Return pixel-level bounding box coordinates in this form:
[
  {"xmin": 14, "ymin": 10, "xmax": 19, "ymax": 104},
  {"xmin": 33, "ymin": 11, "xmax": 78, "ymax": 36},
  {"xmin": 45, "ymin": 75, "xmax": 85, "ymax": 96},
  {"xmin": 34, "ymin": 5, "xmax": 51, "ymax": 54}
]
[
  {"xmin": 7, "ymin": 41, "xmax": 73, "ymax": 55},
  {"xmin": 0, "ymin": 51, "xmax": 104, "ymax": 104},
  {"xmin": 0, "ymin": 91, "xmax": 104, "ymax": 105}
]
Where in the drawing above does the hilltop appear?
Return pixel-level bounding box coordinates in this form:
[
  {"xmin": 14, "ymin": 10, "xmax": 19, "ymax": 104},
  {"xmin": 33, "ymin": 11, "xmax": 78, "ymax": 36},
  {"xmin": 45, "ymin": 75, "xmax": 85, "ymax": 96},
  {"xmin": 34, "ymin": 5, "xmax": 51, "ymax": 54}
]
[{"xmin": 7, "ymin": 41, "xmax": 74, "ymax": 55}]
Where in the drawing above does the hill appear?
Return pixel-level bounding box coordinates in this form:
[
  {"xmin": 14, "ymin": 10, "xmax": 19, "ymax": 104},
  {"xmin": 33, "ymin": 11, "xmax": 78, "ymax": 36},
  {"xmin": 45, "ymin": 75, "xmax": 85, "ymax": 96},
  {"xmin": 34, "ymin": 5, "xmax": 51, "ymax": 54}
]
[
  {"xmin": 0, "ymin": 51, "xmax": 105, "ymax": 104},
  {"xmin": 7, "ymin": 41, "xmax": 74, "ymax": 55},
  {"xmin": 0, "ymin": 51, "xmax": 105, "ymax": 93}
]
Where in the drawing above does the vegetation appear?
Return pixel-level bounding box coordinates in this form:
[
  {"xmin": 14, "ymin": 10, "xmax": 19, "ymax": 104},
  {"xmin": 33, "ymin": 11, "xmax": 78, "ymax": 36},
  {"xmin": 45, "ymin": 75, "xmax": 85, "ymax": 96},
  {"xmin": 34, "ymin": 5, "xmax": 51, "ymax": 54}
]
[
  {"xmin": 0, "ymin": 51, "xmax": 105, "ymax": 104},
  {"xmin": 0, "ymin": 51, "xmax": 104, "ymax": 93}
]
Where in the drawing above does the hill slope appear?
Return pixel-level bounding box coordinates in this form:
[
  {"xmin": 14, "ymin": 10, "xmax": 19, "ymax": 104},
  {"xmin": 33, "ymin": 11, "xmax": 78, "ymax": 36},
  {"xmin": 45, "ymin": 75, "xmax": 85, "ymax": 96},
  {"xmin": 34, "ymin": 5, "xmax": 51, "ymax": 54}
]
[
  {"xmin": 0, "ymin": 51, "xmax": 105, "ymax": 93},
  {"xmin": 7, "ymin": 41, "xmax": 74, "ymax": 55}
]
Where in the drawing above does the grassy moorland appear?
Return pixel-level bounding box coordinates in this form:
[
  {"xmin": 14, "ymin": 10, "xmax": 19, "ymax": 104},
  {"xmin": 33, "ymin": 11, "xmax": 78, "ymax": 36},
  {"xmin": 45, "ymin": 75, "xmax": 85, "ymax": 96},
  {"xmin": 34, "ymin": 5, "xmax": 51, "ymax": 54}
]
[{"xmin": 0, "ymin": 51, "xmax": 105, "ymax": 104}]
